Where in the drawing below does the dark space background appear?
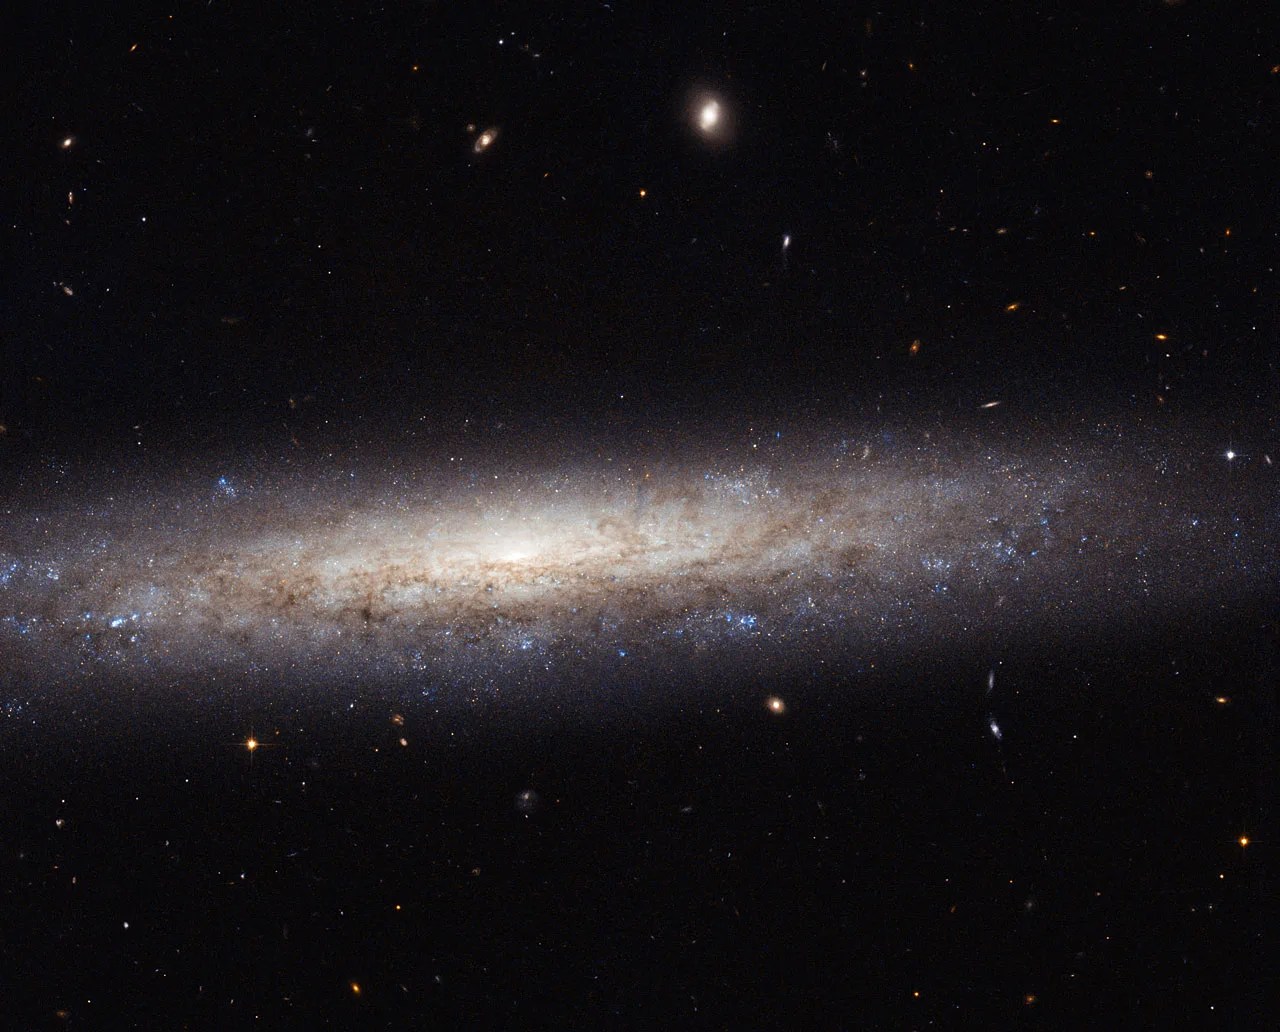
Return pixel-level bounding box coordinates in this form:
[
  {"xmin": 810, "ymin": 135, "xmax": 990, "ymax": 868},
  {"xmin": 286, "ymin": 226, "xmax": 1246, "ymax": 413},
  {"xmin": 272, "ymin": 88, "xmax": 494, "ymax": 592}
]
[{"xmin": 2, "ymin": 1, "xmax": 1275, "ymax": 1026}]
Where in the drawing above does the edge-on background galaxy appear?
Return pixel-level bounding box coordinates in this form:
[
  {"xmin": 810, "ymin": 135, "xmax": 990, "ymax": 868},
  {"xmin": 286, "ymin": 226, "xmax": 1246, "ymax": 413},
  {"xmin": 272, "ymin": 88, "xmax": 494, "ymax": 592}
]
[{"xmin": 2, "ymin": 410, "xmax": 1274, "ymax": 708}]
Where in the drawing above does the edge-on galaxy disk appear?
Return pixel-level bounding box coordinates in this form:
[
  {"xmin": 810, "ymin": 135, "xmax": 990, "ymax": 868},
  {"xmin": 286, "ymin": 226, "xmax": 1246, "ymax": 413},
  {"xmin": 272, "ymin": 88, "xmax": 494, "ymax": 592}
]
[{"xmin": 0, "ymin": 419, "xmax": 1274, "ymax": 695}]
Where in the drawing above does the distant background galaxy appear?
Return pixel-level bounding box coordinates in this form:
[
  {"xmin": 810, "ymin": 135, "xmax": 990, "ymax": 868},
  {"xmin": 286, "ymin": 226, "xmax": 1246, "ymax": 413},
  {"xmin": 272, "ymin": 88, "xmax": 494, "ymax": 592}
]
[{"xmin": 3, "ymin": 2, "xmax": 1275, "ymax": 1026}]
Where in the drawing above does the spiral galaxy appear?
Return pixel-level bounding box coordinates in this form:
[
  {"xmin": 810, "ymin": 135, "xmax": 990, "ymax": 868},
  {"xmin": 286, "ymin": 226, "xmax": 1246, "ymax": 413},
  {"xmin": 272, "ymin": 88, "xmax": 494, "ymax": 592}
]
[{"xmin": 1, "ymin": 415, "xmax": 1274, "ymax": 698}]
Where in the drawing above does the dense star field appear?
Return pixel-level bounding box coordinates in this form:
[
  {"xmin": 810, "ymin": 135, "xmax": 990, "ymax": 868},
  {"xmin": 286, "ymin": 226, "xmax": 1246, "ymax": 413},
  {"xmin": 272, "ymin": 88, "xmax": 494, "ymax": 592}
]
[{"xmin": 3, "ymin": 411, "xmax": 1273, "ymax": 696}]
